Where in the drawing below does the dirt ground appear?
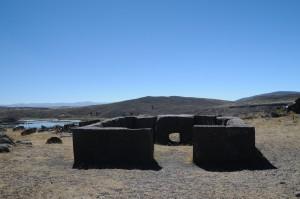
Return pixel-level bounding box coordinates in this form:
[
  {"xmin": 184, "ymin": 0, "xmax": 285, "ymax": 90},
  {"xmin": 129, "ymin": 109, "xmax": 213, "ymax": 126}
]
[{"xmin": 0, "ymin": 115, "xmax": 299, "ymax": 199}]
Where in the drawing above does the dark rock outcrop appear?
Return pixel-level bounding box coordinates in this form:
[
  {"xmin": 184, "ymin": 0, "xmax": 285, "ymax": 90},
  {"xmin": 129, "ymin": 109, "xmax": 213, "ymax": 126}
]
[
  {"xmin": 46, "ymin": 137, "xmax": 63, "ymax": 144},
  {"xmin": 0, "ymin": 132, "xmax": 15, "ymax": 152},
  {"xmin": 0, "ymin": 132, "xmax": 15, "ymax": 145},
  {"xmin": 21, "ymin": 128, "xmax": 37, "ymax": 136}
]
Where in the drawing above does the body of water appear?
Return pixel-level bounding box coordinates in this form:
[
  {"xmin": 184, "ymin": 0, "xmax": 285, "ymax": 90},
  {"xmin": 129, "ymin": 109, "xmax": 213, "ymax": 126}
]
[{"xmin": 17, "ymin": 119, "xmax": 81, "ymax": 129}]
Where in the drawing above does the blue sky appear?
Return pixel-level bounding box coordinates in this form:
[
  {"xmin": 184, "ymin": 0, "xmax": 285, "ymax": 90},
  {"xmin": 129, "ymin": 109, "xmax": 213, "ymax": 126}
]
[{"xmin": 0, "ymin": 0, "xmax": 299, "ymax": 104}]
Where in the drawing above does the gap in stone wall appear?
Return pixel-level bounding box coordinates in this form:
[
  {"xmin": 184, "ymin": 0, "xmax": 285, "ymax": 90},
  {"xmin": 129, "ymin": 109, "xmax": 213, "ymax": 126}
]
[{"xmin": 168, "ymin": 132, "xmax": 181, "ymax": 145}]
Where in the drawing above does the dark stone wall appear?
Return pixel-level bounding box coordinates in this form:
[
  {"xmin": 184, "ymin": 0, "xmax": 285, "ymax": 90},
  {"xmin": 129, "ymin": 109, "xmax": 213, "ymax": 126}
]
[
  {"xmin": 72, "ymin": 127, "xmax": 154, "ymax": 169},
  {"xmin": 193, "ymin": 125, "xmax": 255, "ymax": 165},
  {"xmin": 87, "ymin": 115, "xmax": 251, "ymax": 146},
  {"xmin": 101, "ymin": 117, "xmax": 136, "ymax": 128},
  {"xmin": 155, "ymin": 115, "xmax": 194, "ymax": 145},
  {"xmin": 78, "ymin": 120, "xmax": 101, "ymax": 127},
  {"xmin": 135, "ymin": 116, "xmax": 157, "ymax": 129},
  {"xmin": 194, "ymin": 115, "xmax": 217, "ymax": 125}
]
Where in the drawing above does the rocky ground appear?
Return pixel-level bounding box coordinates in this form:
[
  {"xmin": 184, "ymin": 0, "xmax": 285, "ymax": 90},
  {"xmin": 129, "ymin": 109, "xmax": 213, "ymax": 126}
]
[{"xmin": 0, "ymin": 115, "xmax": 299, "ymax": 199}]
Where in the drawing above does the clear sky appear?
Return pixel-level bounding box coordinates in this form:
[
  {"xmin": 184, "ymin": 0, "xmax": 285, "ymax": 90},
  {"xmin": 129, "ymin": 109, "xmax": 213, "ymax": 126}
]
[{"xmin": 0, "ymin": 0, "xmax": 299, "ymax": 104}]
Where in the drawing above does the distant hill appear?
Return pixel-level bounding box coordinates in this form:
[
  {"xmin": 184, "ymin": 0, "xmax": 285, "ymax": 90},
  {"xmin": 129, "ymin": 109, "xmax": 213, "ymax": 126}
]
[
  {"xmin": 0, "ymin": 96, "xmax": 231, "ymax": 119},
  {"xmin": 1, "ymin": 91, "xmax": 300, "ymax": 119},
  {"xmin": 236, "ymin": 91, "xmax": 300, "ymax": 105},
  {"xmin": 63, "ymin": 96, "xmax": 231, "ymax": 118},
  {"xmin": 2, "ymin": 102, "xmax": 102, "ymax": 108}
]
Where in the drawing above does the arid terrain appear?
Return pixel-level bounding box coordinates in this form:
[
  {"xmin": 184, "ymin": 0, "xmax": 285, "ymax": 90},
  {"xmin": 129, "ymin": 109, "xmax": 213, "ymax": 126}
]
[{"xmin": 0, "ymin": 115, "xmax": 300, "ymax": 199}]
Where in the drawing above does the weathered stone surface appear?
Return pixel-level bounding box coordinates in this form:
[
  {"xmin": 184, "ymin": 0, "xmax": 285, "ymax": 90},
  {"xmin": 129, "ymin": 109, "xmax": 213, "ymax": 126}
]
[
  {"xmin": 46, "ymin": 137, "xmax": 63, "ymax": 144},
  {"xmin": 21, "ymin": 128, "xmax": 37, "ymax": 136},
  {"xmin": 155, "ymin": 115, "xmax": 194, "ymax": 145},
  {"xmin": 72, "ymin": 127, "xmax": 155, "ymax": 169},
  {"xmin": 193, "ymin": 125, "xmax": 255, "ymax": 165}
]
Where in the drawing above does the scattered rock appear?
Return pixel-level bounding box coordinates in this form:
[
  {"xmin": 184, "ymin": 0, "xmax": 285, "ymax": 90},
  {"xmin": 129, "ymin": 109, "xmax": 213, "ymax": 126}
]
[
  {"xmin": 46, "ymin": 137, "xmax": 62, "ymax": 144},
  {"xmin": 295, "ymin": 191, "xmax": 300, "ymax": 198},
  {"xmin": 0, "ymin": 143, "xmax": 11, "ymax": 153},
  {"xmin": 0, "ymin": 133, "xmax": 15, "ymax": 146},
  {"xmin": 0, "ymin": 137, "xmax": 14, "ymax": 145},
  {"xmin": 16, "ymin": 140, "xmax": 33, "ymax": 145},
  {"xmin": 21, "ymin": 128, "xmax": 37, "ymax": 136},
  {"xmin": 13, "ymin": 126, "xmax": 25, "ymax": 131}
]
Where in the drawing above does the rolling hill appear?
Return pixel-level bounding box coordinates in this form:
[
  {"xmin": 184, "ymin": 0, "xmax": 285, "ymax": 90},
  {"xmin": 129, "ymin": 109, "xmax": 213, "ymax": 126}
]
[
  {"xmin": 0, "ymin": 91, "xmax": 299, "ymax": 119},
  {"xmin": 236, "ymin": 91, "xmax": 300, "ymax": 105}
]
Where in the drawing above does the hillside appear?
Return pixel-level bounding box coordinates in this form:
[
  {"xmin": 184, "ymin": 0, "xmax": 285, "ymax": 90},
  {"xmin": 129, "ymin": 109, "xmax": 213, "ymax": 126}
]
[
  {"xmin": 236, "ymin": 91, "xmax": 300, "ymax": 105},
  {"xmin": 0, "ymin": 91, "xmax": 299, "ymax": 119},
  {"xmin": 59, "ymin": 96, "xmax": 231, "ymax": 118},
  {"xmin": 0, "ymin": 96, "xmax": 230, "ymax": 119}
]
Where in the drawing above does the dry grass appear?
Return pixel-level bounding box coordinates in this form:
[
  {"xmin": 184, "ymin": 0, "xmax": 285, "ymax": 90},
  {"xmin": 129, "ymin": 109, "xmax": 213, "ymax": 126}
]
[{"xmin": 0, "ymin": 115, "xmax": 300, "ymax": 198}]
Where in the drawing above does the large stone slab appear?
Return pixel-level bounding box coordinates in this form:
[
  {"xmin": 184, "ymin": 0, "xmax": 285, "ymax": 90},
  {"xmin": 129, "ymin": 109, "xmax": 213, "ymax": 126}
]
[
  {"xmin": 193, "ymin": 125, "xmax": 255, "ymax": 165},
  {"xmin": 72, "ymin": 127, "xmax": 155, "ymax": 169}
]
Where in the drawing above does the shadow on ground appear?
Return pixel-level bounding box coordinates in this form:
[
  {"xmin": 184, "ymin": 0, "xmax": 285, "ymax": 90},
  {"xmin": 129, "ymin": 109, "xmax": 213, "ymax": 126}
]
[
  {"xmin": 73, "ymin": 160, "xmax": 162, "ymax": 171},
  {"xmin": 195, "ymin": 147, "xmax": 277, "ymax": 172}
]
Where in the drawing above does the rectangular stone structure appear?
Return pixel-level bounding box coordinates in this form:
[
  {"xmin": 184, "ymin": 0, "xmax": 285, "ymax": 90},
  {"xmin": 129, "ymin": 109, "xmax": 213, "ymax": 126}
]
[
  {"xmin": 193, "ymin": 125, "xmax": 255, "ymax": 165},
  {"xmin": 155, "ymin": 115, "xmax": 194, "ymax": 145},
  {"xmin": 72, "ymin": 127, "xmax": 154, "ymax": 169}
]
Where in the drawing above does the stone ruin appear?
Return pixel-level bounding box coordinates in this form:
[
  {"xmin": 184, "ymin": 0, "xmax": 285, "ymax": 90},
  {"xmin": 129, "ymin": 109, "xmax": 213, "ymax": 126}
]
[{"xmin": 72, "ymin": 115, "xmax": 256, "ymax": 169}]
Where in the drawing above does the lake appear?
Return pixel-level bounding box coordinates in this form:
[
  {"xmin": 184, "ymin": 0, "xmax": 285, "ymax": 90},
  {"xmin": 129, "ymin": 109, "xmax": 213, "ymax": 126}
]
[{"xmin": 17, "ymin": 119, "xmax": 81, "ymax": 129}]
